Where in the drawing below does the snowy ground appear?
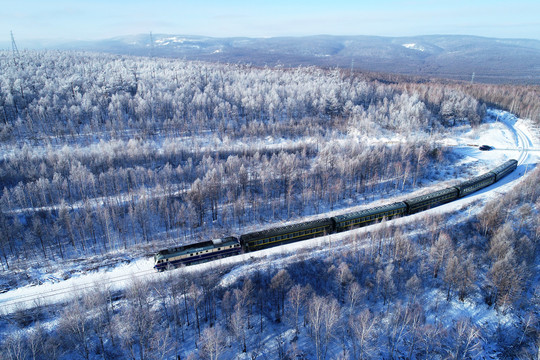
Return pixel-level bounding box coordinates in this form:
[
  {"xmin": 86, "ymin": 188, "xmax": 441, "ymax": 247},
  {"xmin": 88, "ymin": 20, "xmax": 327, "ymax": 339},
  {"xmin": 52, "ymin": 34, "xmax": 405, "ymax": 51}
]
[{"xmin": 1, "ymin": 109, "xmax": 538, "ymax": 316}]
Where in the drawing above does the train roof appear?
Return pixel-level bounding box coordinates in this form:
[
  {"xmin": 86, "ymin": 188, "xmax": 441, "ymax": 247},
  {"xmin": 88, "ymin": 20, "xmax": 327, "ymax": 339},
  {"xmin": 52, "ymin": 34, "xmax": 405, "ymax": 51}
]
[
  {"xmin": 453, "ymin": 171, "xmax": 494, "ymax": 191},
  {"xmin": 489, "ymin": 159, "xmax": 518, "ymax": 175},
  {"xmin": 404, "ymin": 187, "xmax": 458, "ymax": 207},
  {"xmin": 239, "ymin": 218, "xmax": 334, "ymax": 242},
  {"xmin": 154, "ymin": 237, "xmax": 238, "ymax": 261},
  {"xmin": 333, "ymin": 202, "xmax": 407, "ymax": 223}
]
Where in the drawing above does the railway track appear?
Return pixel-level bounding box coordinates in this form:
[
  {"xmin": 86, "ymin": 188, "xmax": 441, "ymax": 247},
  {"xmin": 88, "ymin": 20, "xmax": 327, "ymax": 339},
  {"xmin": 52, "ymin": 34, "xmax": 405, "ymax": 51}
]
[{"xmin": 0, "ymin": 267, "xmax": 158, "ymax": 313}]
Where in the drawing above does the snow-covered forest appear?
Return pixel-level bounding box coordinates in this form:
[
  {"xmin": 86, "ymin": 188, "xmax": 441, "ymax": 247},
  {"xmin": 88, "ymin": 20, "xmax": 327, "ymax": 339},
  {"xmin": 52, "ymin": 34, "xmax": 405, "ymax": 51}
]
[
  {"xmin": 0, "ymin": 51, "xmax": 539, "ymax": 359},
  {"xmin": 0, "ymin": 51, "xmax": 490, "ymax": 266}
]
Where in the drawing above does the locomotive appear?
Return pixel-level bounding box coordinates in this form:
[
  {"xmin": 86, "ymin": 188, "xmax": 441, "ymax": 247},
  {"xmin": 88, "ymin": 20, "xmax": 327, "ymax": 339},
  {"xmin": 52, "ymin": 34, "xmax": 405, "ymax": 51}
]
[{"xmin": 154, "ymin": 159, "xmax": 517, "ymax": 271}]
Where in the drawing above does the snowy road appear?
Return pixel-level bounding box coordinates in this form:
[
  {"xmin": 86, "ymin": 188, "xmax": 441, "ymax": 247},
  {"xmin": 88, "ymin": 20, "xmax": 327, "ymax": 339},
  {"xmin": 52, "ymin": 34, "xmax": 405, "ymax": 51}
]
[
  {"xmin": 498, "ymin": 111, "xmax": 534, "ymax": 166},
  {"xmin": 1, "ymin": 110, "xmax": 538, "ymax": 315}
]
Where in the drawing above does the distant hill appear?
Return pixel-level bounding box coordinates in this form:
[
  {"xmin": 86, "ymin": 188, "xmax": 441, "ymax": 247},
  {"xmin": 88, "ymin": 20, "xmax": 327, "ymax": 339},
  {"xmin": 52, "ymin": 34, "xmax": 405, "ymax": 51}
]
[{"xmin": 20, "ymin": 34, "xmax": 540, "ymax": 84}]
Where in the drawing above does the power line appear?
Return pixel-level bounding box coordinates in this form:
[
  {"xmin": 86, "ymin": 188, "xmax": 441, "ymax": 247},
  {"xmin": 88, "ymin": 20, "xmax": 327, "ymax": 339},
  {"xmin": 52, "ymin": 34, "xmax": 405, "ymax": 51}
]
[
  {"xmin": 10, "ymin": 30, "xmax": 22, "ymax": 68},
  {"xmin": 149, "ymin": 31, "xmax": 154, "ymax": 58}
]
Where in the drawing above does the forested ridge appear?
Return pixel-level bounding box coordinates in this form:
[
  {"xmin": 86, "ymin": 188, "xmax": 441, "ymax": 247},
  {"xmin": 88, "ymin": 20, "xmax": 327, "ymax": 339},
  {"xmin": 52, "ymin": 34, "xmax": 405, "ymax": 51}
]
[{"xmin": 1, "ymin": 51, "xmax": 539, "ymax": 359}]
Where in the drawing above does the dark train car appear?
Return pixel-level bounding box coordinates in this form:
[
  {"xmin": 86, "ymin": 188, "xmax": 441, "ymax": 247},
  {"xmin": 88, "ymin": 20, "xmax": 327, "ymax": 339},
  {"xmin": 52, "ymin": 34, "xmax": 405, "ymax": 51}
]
[
  {"xmin": 404, "ymin": 187, "xmax": 459, "ymax": 214},
  {"xmin": 333, "ymin": 202, "xmax": 407, "ymax": 232},
  {"xmin": 454, "ymin": 172, "xmax": 496, "ymax": 197},
  {"xmin": 489, "ymin": 159, "xmax": 518, "ymax": 182},
  {"xmin": 240, "ymin": 218, "xmax": 334, "ymax": 252},
  {"xmin": 154, "ymin": 159, "xmax": 519, "ymax": 271},
  {"xmin": 153, "ymin": 236, "xmax": 241, "ymax": 271}
]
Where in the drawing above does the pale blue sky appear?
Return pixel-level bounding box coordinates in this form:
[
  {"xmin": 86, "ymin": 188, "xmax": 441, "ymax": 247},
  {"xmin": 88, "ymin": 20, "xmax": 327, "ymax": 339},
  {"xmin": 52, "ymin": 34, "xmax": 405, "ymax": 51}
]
[{"xmin": 3, "ymin": 0, "xmax": 540, "ymax": 44}]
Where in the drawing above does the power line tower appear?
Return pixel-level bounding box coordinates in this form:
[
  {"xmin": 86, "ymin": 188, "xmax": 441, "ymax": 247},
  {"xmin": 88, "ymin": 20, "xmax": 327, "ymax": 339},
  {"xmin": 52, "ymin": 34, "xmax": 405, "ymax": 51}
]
[
  {"xmin": 10, "ymin": 30, "xmax": 22, "ymax": 68},
  {"xmin": 149, "ymin": 31, "xmax": 154, "ymax": 58}
]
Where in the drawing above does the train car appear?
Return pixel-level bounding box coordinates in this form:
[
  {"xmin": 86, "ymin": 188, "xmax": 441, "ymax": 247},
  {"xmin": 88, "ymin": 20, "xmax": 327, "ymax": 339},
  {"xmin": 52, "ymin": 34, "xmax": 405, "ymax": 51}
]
[
  {"xmin": 154, "ymin": 159, "xmax": 519, "ymax": 271},
  {"xmin": 404, "ymin": 187, "xmax": 459, "ymax": 214},
  {"xmin": 240, "ymin": 218, "xmax": 334, "ymax": 252},
  {"xmin": 154, "ymin": 236, "xmax": 241, "ymax": 271},
  {"xmin": 333, "ymin": 202, "xmax": 407, "ymax": 232},
  {"xmin": 453, "ymin": 172, "xmax": 496, "ymax": 198},
  {"xmin": 489, "ymin": 159, "xmax": 518, "ymax": 182}
]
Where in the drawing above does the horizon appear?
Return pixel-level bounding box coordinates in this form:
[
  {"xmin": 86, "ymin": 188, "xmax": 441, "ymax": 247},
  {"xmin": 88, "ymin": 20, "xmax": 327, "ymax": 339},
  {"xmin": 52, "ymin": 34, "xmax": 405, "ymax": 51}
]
[
  {"xmin": 2, "ymin": 32, "xmax": 540, "ymax": 51},
  {"xmin": 2, "ymin": 0, "xmax": 540, "ymax": 47}
]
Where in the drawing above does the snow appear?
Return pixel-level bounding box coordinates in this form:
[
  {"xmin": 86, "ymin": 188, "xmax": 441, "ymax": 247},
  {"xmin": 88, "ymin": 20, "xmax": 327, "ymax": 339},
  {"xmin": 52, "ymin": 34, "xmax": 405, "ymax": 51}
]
[
  {"xmin": 0, "ymin": 258, "xmax": 155, "ymax": 315},
  {"xmin": 155, "ymin": 37, "xmax": 191, "ymax": 45},
  {"xmin": 402, "ymin": 43, "xmax": 426, "ymax": 52},
  {"xmin": 0, "ymin": 109, "xmax": 538, "ymax": 316}
]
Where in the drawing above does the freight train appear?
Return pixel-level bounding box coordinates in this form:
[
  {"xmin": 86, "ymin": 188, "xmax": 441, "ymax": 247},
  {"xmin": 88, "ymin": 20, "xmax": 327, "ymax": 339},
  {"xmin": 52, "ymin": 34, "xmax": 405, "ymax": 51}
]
[{"xmin": 154, "ymin": 159, "xmax": 517, "ymax": 271}]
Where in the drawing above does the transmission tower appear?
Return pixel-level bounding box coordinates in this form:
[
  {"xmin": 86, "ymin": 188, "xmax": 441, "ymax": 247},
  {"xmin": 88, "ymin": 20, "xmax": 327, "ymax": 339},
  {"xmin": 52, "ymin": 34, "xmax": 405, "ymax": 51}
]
[
  {"xmin": 149, "ymin": 31, "xmax": 154, "ymax": 58},
  {"xmin": 11, "ymin": 31, "xmax": 22, "ymax": 67},
  {"xmin": 470, "ymin": 72, "xmax": 475, "ymax": 85}
]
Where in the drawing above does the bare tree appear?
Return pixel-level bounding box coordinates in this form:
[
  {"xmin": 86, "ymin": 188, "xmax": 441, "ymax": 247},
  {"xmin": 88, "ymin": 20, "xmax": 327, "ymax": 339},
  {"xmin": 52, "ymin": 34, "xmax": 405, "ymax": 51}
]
[
  {"xmin": 405, "ymin": 274, "xmax": 422, "ymax": 302},
  {"xmin": 221, "ymin": 290, "xmax": 234, "ymax": 324},
  {"xmin": 335, "ymin": 262, "xmax": 354, "ymax": 303},
  {"xmin": 286, "ymin": 284, "xmax": 309, "ymax": 335},
  {"xmin": 189, "ymin": 283, "xmax": 204, "ymax": 337},
  {"xmin": 477, "ymin": 200, "xmax": 504, "ymax": 236},
  {"xmin": 444, "ymin": 255, "xmax": 461, "ymax": 301},
  {"xmin": 229, "ymin": 304, "xmax": 248, "ymax": 353},
  {"xmin": 58, "ymin": 299, "xmax": 92, "ymax": 360},
  {"xmin": 270, "ymin": 269, "xmax": 292, "ymax": 322},
  {"xmin": 27, "ymin": 321, "xmax": 48, "ymax": 360},
  {"xmin": 456, "ymin": 256, "xmax": 476, "ymax": 302},
  {"xmin": 429, "ymin": 232, "xmax": 453, "ymax": 279},
  {"xmin": 386, "ymin": 303, "xmax": 408, "ymax": 359},
  {"xmin": 148, "ymin": 328, "xmax": 174, "ymax": 360},
  {"xmin": 198, "ymin": 325, "xmax": 227, "ymax": 360},
  {"xmin": 238, "ymin": 278, "xmax": 254, "ymax": 328},
  {"xmin": 348, "ymin": 309, "xmax": 377, "ymax": 360},
  {"xmin": 346, "ymin": 282, "xmax": 364, "ymax": 315},
  {"xmin": 487, "ymin": 253, "xmax": 524, "ymax": 310},
  {"xmin": 515, "ymin": 234, "xmax": 535, "ymax": 265},
  {"xmin": 376, "ymin": 263, "xmax": 396, "ymax": 305},
  {"xmin": 84, "ymin": 284, "xmax": 116, "ymax": 355},
  {"xmin": 117, "ymin": 278, "xmax": 157, "ymax": 360},
  {"xmin": 1, "ymin": 330, "xmax": 28, "ymax": 360},
  {"xmin": 448, "ymin": 318, "xmax": 482, "ymax": 359},
  {"xmin": 188, "ymin": 178, "xmax": 206, "ymax": 227},
  {"xmin": 517, "ymin": 312, "xmax": 537, "ymax": 348},
  {"xmin": 417, "ymin": 322, "xmax": 445, "ymax": 359},
  {"xmin": 307, "ymin": 295, "xmax": 341, "ymax": 360},
  {"xmin": 488, "ymin": 222, "xmax": 515, "ymax": 262}
]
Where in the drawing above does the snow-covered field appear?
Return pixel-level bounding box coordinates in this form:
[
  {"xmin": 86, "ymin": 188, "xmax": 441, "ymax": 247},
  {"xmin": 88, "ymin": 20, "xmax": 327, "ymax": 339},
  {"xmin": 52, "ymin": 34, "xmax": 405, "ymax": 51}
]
[{"xmin": 1, "ymin": 109, "xmax": 538, "ymax": 316}]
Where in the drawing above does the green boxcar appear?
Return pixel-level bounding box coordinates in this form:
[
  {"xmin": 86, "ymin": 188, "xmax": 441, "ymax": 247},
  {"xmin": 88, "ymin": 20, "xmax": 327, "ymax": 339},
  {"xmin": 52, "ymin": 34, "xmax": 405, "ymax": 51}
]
[
  {"xmin": 240, "ymin": 218, "xmax": 334, "ymax": 252},
  {"xmin": 404, "ymin": 187, "xmax": 459, "ymax": 214},
  {"xmin": 333, "ymin": 202, "xmax": 407, "ymax": 232},
  {"xmin": 489, "ymin": 159, "xmax": 518, "ymax": 182},
  {"xmin": 453, "ymin": 172, "xmax": 496, "ymax": 197}
]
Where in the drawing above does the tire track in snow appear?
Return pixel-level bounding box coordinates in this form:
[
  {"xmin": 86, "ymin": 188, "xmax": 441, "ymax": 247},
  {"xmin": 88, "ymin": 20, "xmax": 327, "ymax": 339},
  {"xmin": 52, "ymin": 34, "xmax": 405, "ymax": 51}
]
[{"xmin": 498, "ymin": 114, "xmax": 532, "ymax": 166}]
